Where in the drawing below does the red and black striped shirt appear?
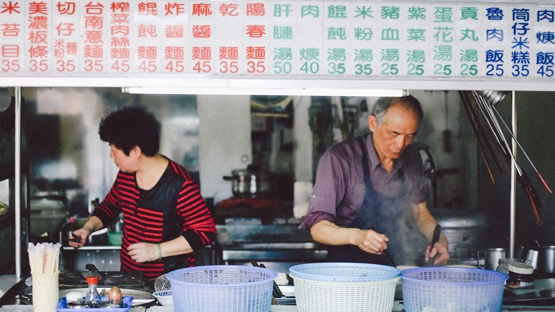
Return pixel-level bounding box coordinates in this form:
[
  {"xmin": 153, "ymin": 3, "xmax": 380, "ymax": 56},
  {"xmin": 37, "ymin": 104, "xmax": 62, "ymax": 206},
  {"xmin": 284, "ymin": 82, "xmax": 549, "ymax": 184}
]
[{"xmin": 92, "ymin": 159, "xmax": 216, "ymax": 278}]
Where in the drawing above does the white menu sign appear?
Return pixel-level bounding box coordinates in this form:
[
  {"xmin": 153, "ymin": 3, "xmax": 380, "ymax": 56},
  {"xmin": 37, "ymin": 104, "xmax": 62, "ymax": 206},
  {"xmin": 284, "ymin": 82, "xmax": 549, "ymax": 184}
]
[{"xmin": 1, "ymin": 1, "xmax": 555, "ymax": 81}]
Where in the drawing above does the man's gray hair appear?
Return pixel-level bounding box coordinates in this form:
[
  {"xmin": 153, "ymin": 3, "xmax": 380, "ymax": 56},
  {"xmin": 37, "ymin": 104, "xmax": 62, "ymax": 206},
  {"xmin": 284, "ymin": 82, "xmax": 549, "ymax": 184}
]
[{"xmin": 371, "ymin": 95, "xmax": 424, "ymax": 125}]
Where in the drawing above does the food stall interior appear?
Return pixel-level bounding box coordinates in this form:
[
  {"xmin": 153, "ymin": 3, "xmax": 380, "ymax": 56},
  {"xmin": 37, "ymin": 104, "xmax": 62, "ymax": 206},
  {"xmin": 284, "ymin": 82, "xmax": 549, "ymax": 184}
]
[{"xmin": 1, "ymin": 87, "xmax": 555, "ymax": 308}]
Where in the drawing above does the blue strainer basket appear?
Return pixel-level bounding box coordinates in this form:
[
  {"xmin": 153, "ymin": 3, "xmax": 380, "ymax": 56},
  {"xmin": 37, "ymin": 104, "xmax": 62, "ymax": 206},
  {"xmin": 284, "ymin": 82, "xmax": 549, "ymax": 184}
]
[
  {"xmin": 401, "ymin": 267, "xmax": 508, "ymax": 312},
  {"xmin": 167, "ymin": 265, "xmax": 277, "ymax": 312}
]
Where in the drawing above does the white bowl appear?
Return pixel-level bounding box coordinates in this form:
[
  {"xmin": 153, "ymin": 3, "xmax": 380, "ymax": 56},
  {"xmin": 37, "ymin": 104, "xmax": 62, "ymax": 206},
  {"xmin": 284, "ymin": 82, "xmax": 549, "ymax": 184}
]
[{"xmin": 153, "ymin": 291, "xmax": 173, "ymax": 306}]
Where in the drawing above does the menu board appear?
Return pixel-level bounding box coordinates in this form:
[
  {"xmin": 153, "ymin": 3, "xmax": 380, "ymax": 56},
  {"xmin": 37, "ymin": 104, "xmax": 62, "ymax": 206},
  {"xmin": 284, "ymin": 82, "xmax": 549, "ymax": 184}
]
[{"xmin": 1, "ymin": 0, "xmax": 555, "ymax": 83}]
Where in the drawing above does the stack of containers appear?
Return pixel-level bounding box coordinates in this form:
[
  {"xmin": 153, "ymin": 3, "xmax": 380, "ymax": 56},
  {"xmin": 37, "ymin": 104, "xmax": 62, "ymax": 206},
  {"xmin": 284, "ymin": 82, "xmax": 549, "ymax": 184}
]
[{"xmin": 289, "ymin": 262, "xmax": 401, "ymax": 312}]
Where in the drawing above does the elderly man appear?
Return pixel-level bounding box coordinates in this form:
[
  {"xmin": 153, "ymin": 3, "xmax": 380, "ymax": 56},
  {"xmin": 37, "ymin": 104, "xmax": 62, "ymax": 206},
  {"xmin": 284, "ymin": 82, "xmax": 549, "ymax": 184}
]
[{"xmin": 300, "ymin": 96, "xmax": 450, "ymax": 266}]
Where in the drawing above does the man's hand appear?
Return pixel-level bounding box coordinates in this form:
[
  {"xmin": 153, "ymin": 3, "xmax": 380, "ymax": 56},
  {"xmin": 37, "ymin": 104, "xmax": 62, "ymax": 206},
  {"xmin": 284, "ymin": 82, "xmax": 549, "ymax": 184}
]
[
  {"xmin": 425, "ymin": 240, "xmax": 450, "ymax": 265},
  {"xmin": 351, "ymin": 228, "xmax": 390, "ymax": 255},
  {"xmin": 412, "ymin": 202, "xmax": 451, "ymax": 265},
  {"xmin": 310, "ymin": 220, "xmax": 390, "ymax": 255}
]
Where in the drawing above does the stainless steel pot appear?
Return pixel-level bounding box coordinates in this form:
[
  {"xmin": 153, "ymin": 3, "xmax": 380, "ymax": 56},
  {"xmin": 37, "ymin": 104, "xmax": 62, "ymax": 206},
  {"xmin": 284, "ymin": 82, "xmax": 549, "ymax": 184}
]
[
  {"xmin": 433, "ymin": 208, "xmax": 489, "ymax": 259},
  {"xmin": 223, "ymin": 166, "xmax": 272, "ymax": 198}
]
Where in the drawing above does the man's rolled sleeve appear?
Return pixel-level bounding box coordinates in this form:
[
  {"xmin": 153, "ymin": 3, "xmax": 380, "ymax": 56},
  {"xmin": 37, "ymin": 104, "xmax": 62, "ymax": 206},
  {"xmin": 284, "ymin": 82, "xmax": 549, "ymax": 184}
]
[{"xmin": 298, "ymin": 150, "xmax": 344, "ymax": 230}]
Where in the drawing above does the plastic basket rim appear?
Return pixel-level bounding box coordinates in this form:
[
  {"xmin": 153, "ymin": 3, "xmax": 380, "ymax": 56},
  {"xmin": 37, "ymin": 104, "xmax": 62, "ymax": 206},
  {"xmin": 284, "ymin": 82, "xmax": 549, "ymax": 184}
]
[
  {"xmin": 289, "ymin": 262, "xmax": 400, "ymax": 282},
  {"xmin": 290, "ymin": 272, "xmax": 399, "ymax": 285},
  {"xmin": 400, "ymin": 267, "xmax": 509, "ymax": 285},
  {"xmin": 166, "ymin": 265, "xmax": 278, "ymax": 287}
]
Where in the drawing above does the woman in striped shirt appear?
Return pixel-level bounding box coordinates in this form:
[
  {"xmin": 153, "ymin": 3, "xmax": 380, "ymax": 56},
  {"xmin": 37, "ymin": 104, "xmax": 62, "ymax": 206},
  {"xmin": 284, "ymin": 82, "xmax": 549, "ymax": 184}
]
[{"xmin": 70, "ymin": 106, "xmax": 216, "ymax": 279}]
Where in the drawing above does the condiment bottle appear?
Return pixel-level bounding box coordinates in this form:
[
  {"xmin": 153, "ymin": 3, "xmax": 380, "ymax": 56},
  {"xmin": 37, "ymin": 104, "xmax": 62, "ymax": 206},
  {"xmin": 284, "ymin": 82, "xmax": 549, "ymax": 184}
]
[
  {"xmin": 84, "ymin": 276, "xmax": 101, "ymax": 304},
  {"xmin": 506, "ymin": 262, "xmax": 534, "ymax": 289}
]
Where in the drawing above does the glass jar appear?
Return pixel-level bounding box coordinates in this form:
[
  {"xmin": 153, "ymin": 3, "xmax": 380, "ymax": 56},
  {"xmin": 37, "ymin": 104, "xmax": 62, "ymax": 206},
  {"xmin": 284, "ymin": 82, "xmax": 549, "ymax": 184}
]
[{"xmin": 506, "ymin": 262, "xmax": 534, "ymax": 289}]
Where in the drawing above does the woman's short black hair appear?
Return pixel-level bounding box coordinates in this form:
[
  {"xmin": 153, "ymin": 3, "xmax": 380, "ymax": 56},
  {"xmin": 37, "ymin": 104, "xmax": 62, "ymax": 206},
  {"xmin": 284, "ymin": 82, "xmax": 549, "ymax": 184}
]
[{"xmin": 98, "ymin": 106, "xmax": 160, "ymax": 156}]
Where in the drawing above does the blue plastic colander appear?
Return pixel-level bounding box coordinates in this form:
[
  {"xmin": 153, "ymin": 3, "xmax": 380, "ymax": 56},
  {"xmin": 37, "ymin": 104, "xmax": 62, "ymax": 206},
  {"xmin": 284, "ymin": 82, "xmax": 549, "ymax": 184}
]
[{"xmin": 401, "ymin": 267, "xmax": 509, "ymax": 312}]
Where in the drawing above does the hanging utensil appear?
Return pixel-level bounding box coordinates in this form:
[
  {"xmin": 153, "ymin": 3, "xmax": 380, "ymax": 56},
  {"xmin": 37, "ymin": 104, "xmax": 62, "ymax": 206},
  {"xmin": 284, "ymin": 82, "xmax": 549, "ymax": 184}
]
[
  {"xmin": 459, "ymin": 91, "xmax": 499, "ymax": 184},
  {"xmin": 488, "ymin": 103, "xmax": 552, "ymax": 194},
  {"xmin": 472, "ymin": 91, "xmax": 543, "ymax": 224},
  {"xmin": 475, "ymin": 90, "xmax": 552, "ymax": 194},
  {"xmin": 472, "ymin": 91, "xmax": 519, "ymax": 174}
]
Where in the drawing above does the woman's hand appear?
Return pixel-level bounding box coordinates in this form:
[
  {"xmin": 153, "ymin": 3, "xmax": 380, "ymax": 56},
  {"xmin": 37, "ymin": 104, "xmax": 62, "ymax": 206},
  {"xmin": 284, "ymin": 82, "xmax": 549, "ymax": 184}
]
[
  {"xmin": 68, "ymin": 227, "xmax": 91, "ymax": 248},
  {"xmin": 68, "ymin": 216, "xmax": 103, "ymax": 248},
  {"xmin": 127, "ymin": 242, "xmax": 160, "ymax": 263}
]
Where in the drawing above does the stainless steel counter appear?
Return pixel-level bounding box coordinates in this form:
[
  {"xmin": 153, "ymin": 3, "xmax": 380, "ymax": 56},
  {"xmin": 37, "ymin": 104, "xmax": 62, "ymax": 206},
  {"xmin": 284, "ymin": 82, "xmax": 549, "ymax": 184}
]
[
  {"xmin": 0, "ymin": 275, "xmax": 555, "ymax": 312},
  {"xmin": 2, "ymin": 274, "xmax": 555, "ymax": 311}
]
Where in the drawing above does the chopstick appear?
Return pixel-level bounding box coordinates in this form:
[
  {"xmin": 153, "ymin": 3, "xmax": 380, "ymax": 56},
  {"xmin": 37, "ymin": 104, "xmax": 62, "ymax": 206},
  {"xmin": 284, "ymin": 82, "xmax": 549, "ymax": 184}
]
[
  {"xmin": 28, "ymin": 242, "xmax": 61, "ymax": 274},
  {"xmin": 426, "ymin": 224, "xmax": 441, "ymax": 266}
]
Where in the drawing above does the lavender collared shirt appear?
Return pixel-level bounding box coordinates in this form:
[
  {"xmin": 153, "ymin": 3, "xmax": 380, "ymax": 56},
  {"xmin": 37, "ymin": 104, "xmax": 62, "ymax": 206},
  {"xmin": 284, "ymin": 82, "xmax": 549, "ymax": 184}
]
[{"xmin": 299, "ymin": 133, "xmax": 430, "ymax": 230}]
